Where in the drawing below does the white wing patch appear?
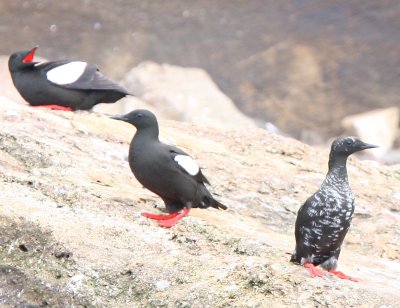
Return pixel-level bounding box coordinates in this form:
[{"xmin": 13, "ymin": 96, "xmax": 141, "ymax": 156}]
[
  {"xmin": 46, "ymin": 61, "xmax": 87, "ymax": 85},
  {"xmin": 174, "ymin": 155, "xmax": 199, "ymax": 176}
]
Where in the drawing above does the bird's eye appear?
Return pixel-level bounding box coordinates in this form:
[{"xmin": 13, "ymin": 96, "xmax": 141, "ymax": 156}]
[
  {"xmin": 136, "ymin": 113, "xmax": 143, "ymax": 118},
  {"xmin": 346, "ymin": 140, "xmax": 353, "ymax": 145}
]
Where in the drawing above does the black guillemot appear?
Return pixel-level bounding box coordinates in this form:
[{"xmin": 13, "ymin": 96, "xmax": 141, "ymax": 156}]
[
  {"xmin": 112, "ymin": 109, "xmax": 227, "ymax": 228},
  {"xmin": 8, "ymin": 46, "xmax": 130, "ymax": 111},
  {"xmin": 290, "ymin": 136, "xmax": 377, "ymax": 282}
]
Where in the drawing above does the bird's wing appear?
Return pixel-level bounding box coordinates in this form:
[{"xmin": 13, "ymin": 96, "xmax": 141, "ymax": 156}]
[
  {"xmin": 295, "ymin": 190, "xmax": 325, "ymax": 236},
  {"xmin": 167, "ymin": 146, "xmax": 210, "ymax": 185},
  {"xmin": 43, "ymin": 61, "xmax": 130, "ymax": 94}
]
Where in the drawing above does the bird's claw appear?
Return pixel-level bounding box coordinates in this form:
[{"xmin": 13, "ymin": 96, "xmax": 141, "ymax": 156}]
[
  {"xmin": 32, "ymin": 104, "xmax": 73, "ymax": 111},
  {"xmin": 141, "ymin": 212, "xmax": 179, "ymax": 220},
  {"xmin": 328, "ymin": 270, "xmax": 359, "ymax": 282},
  {"xmin": 304, "ymin": 263, "xmax": 326, "ymax": 277},
  {"xmin": 141, "ymin": 208, "xmax": 190, "ymax": 228}
]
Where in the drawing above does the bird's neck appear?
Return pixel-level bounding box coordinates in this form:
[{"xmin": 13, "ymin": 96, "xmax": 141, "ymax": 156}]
[
  {"xmin": 327, "ymin": 154, "xmax": 349, "ymax": 182},
  {"xmin": 133, "ymin": 127, "xmax": 159, "ymax": 143},
  {"xmin": 11, "ymin": 64, "xmax": 36, "ymax": 73}
]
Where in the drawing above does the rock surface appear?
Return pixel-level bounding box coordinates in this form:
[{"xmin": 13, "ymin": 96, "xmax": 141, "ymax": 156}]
[
  {"xmin": 1, "ymin": 97, "xmax": 400, "ymax": 306},
  {"xmin": 121, "ymin": 61, "xmax": 256, "ymax": 128},
  {"xmin": 342, "ymin": 107, "xmax": 400, "ymax": 157}
]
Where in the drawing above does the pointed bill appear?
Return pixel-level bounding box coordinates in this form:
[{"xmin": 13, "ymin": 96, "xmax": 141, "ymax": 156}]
[
  {"xmin": 110, "ymin": 114, "xmax": 129, "ymax": 122},
  {"xmin": 23, "ymin": 46, "xmax": 38, "ymax": 63},
  {"xmin": 358, "ymin": 141, "xmax": 379, "ymax": 150}
]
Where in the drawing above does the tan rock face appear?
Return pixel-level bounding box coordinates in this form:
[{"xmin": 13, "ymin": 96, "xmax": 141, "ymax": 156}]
[
  {"xmin": 342, "ymin": 107, "xmax": 400, "ymax": 157},
  {"xmin": 120, "ymin": 61, "xmax": 257, "ymax": 128},
  {"xmin": 0, "ymin": 97, "xmax": 399, "ymax": 306}
]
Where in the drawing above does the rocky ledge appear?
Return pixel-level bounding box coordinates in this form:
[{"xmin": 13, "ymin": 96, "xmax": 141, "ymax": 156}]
[{"xmin": 0, "ymin": 97, "xmax": 399, "ymax": 307}]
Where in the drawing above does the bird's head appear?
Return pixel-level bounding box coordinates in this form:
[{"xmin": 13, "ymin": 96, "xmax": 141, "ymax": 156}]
[
  {"xmin": 8, "ymin": 46, "xmax": 39, "ymax": 72},
  {"xmin": 330, "ymin": 136, "xmax": 378, "ymax": 156},
  {"xmin": 111, "ymin": 109, "xmax": 159, "ymax": 130}
]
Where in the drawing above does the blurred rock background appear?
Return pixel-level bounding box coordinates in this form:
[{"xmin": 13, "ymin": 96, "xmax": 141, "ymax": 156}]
[{"xmin": 0, "ymin": 0, "xmax": 399, "ymax": 162}]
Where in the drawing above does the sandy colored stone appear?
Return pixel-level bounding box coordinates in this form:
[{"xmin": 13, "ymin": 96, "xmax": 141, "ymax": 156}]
[
  {"xmin": 0, "ymin": 96, "xmax": 399, "ymax": 306},
  {"xmin": 342, "ymin": 106, "xmax": 400, "ymax": 157},
  {"xmin": 121, "ymin": 61, "xmax": 256, "ymax": 128}
]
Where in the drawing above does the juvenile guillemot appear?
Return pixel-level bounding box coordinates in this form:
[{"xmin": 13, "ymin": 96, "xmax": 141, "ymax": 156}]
[
  {"xmin": 291, "ymin": 136, "xmax": 377, "ymax": 281},
  {"xmin": 8, "ymin": 46, "xmax": 130, "ymax": 111},
  {"xmin": 112, "ymin": 109, "xmax": 227, "ymax": 228}
]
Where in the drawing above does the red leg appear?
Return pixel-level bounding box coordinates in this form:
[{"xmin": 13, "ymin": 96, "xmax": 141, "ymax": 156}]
[
  {"xmin": 328, "ymin": 270, "xmax": 359, "ymax": 282},
  {"xmin": 158, "ymin": 208, "xmax": 190, "ymax": 228},
  {"xmin": 304, "ymin": 263, "xmax": 326, "ymax": 277},
  {"xmin": 141, "ymin": 212, "xmax": 179, "ymax": 220},
  {"xmin": 32, "ymin": 105, "xmax": 73, "ymax": 111}
]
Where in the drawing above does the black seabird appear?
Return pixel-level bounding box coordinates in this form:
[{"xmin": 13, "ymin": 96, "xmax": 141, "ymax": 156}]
[
  {"xmin": 112, "ymin": 109, "xmax": 227, "ymax": 228},
  {"xmin": 290, "ymin": 137, "xmax": 377, "ymax": 281},
  {"xmin": 8, "ymin": 46, "xmax": 130, "ymax": 111}
]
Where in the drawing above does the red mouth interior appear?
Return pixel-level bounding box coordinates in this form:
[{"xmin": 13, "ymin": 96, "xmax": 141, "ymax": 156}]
[{"xmin": 23, "ymin": 47, "xmax": 37, "ymax": 63}]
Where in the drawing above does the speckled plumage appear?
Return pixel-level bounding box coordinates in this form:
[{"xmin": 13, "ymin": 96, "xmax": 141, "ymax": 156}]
[{"xmin": 291, "ymin": 137, "xmax": 377, "ymax": 275}]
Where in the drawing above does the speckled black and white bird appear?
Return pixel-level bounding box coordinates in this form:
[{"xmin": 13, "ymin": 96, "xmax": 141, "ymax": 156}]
[
  {"xmin": 111, "ymin": 109, "xmax": 227, "ymax": 228},
  {"xmin": 8, "ymin": 46, "xmax": 130, "ymax": 111},
  {"xmin": 290, "ymin": 137, "xmax": 377, "ymax": 281}
]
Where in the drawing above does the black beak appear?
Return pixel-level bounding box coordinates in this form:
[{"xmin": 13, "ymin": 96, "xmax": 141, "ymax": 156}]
[
  {"xmin": 110, "ymin": 115, "xmax": 129, "ymax": 122},
  {"xmin": 358, "ymin": 141, "xmax": 379, "ymax": 150}
]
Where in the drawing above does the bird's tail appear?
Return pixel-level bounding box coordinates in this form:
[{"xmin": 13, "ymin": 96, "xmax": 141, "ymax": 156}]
[
  {"xmin": 197, "ymin": 185, "xmax": 227, "ymax": 210},
  {"xmin": 211, "ymin": 198, "xmax": 227, "ymax": 210},
  {"xmin": 290, "ymin": 252, "xmax": 299, "ymax": 264}
]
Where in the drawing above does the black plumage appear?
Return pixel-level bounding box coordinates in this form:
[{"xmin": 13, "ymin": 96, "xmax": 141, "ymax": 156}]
[
  {"xmin": 291, "ymin": 137, "xmax": 377, "ymax": 281},
  {"xmin": 112, "ymin": 109, "xmax": 227, "ymax": 228},
  {"xmin": 8, "ymin": 46, "xmax": 130, "ymax": 111}
]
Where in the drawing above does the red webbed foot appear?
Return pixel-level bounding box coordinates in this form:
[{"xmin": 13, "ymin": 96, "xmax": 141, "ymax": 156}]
[
  {"xmin": 32, "ymin": 105, "xmax": 73, "ymax": 111},
  {"xmin": 141, "ymin": 212, "xmax": 179, "ymax": 220},
  {"xmin": 328, "ymin": 270, "xmax": 359, "ymax": 282},
  {"xmin": 158, "ymin": 208, "xmax": 190, "ymax": 228},
  {"xmin": 304, "ymin": 263, "xmax": 326, "ymax": 277}
]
